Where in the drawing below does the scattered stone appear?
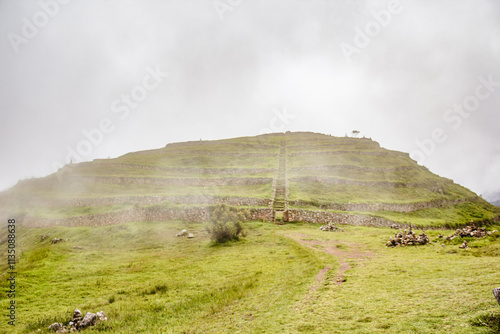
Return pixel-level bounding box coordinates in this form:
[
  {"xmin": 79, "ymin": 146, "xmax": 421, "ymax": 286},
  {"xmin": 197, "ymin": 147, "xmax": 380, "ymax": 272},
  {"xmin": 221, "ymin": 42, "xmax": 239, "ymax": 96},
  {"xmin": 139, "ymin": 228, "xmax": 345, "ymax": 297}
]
[
  {"xmin": 48, "ymin": 323, "xmax": 64, "ymax": 332},
  {"xmin": 445, "ymin": 225, "xmax": 496, "ymax": 240},
  {"xmin": 176, "ymin": 229, "xmax": 188, "ymax": 237},
  {"xmin": 390, "ymin": 224, "xmax": 400, "ymax": 229},
  {"xmin": 51, "ymin": 238, "xmax": 64, "ymax": 244},
  {"xmin": 41, "ymin": 233, "xmax": 51, "ymax": 241},
  {"xmin": 438, "ymin": 233, "xmax": 443, "ymax": 239},
  {"xmin": 73, "ymin": 246, "xmax": 84, "ymax": 249},
  {"xmin": 96, "ymin": 311, "xmax": 108, "ymax": 322},
  {"xmin": 386, "ymin": 224, "xmax": 429, "ymax": 247},
  {"xmin": 493, "ymin": 287, "xmax": 500, "ymax": 306},
  {"xmin": 71, "ymin": 309, "xmax": 82, "ymax": 323},
  {"xmin": 188, "ymin": 233, "xmax": 194, "ymax": 238},
  {"xmin": 319, "ymin": 222, "xmax": 343, "ymax": 232},
  {"xmin": 459, "ymin": 240, "xmax": 469, "ymax": 249},
  {"xmin": 78, "ymin": 312, "xmax": 97, "ymax": 329},
  {"xmin": 44, "ymin": 309, "xmax": 106, "ymax": 333}
]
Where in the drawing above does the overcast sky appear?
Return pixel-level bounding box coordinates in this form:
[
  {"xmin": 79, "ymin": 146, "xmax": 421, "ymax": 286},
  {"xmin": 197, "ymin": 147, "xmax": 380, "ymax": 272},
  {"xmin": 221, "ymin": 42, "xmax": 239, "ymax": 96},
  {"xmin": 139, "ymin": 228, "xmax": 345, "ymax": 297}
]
[{"xmin": 1, "ymin": 0, "xmax": 499, "ymax": 201}]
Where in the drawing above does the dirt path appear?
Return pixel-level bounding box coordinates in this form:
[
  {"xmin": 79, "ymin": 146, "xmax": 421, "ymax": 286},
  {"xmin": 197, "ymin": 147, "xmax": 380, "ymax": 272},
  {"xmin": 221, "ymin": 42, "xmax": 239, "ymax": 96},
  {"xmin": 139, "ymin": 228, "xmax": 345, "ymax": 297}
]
[
  {"xmin": 311, "ymin": 266, "xmax": 331, "ymax": 291},
  {"xmin": 287, "ymin": 233, "xmax": 373, "ymax": 288}
]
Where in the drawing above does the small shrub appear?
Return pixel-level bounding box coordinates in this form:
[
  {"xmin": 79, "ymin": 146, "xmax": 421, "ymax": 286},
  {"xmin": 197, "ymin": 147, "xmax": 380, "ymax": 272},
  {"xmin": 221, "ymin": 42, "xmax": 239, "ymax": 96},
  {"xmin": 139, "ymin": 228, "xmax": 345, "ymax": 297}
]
[
  {"xmin": 153, "ymin": 284, "xmax": 168, "ymax": 294},
  {"xmin": 470, "ymin": 312, "xmax": 500, "ymax": 331},
  {"xmin": 207, "ymin": 203, "xmax": 247, "ymax": 243},
  {"xmin": 141, "ymin": 284, "xmax": 168, "ymax": 296}
]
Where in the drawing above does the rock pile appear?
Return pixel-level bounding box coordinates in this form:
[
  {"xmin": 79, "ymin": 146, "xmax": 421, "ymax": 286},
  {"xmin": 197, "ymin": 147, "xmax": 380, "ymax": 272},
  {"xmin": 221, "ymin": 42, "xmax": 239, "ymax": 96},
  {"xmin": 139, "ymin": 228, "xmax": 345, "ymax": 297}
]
[
  {"xmin": 319, "ymin": 222, "xmax": 343, "ymax": 232},
  {"xmin": 386, "ymin": 224, "xmax": 429, "ymax": 247},
  {"xmin": 445, "ymin": 225, "xmax": 497, "ymax": 240},
  {"xmin": 48, "ymin": 309, "xmax": 107, "ymax": 333}
]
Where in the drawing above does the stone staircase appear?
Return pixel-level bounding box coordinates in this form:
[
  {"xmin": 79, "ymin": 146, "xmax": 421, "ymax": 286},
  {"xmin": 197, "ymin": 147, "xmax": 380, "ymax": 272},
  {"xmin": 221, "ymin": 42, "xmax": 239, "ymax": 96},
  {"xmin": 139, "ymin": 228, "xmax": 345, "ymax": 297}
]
[{"xmin": 272, "ymin": 142, "xmax": 288, "ymax": 221}]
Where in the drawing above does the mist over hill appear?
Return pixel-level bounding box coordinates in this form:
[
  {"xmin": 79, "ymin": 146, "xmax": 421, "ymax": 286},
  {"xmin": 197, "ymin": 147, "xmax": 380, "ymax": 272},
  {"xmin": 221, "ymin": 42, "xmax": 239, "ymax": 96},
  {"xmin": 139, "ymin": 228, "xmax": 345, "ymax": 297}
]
[
  {"xmin": 1, "ymin": 132, "xmax": 498, "ymax": 229},
  {"xmin": 1, "ymin": 131, "xmax": 500, "ymax": 334}
]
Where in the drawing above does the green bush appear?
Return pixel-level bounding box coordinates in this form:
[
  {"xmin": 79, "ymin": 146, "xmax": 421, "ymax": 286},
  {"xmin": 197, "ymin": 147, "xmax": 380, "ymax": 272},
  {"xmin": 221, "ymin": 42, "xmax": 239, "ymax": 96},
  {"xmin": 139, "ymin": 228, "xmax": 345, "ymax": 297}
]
[
  {"xmin": 470, "ymin": 312, "xmax": 500, "ymax": 331},
  {"xmin": 207, "ymin": 203, "xmax": 247, "ymax": 243}
]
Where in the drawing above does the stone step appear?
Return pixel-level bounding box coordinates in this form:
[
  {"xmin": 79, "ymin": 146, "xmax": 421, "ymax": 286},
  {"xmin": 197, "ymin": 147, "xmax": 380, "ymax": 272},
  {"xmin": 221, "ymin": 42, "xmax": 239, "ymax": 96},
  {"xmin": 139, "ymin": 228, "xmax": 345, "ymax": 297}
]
[{"xmin": 272, "ymin": 142, "xmax": 288, "ymax": 213}]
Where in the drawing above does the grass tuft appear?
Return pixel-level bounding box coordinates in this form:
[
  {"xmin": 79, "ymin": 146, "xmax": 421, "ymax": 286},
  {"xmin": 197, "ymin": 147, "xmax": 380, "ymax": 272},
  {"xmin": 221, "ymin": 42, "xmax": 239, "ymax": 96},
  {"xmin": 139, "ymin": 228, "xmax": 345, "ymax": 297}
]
[{"xmin": 470, "ymin": 312, "xmax": 500, "ymax": 331}]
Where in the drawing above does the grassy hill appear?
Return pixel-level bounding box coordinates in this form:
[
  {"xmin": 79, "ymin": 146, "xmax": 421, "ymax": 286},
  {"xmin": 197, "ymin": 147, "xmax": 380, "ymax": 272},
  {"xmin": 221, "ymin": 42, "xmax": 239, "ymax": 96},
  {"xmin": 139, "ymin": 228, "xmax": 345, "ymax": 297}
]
[{"xmin": 1, "ymin": 132, "xmax": 498, "ymax": 228}]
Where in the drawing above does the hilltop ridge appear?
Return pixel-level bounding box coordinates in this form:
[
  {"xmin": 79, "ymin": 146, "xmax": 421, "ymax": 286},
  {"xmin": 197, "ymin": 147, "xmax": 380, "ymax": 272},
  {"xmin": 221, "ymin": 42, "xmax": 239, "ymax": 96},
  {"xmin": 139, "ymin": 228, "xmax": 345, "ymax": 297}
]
[{"xmin": 1, "ymin": 132, "xmax": 498, "ymax": 228}]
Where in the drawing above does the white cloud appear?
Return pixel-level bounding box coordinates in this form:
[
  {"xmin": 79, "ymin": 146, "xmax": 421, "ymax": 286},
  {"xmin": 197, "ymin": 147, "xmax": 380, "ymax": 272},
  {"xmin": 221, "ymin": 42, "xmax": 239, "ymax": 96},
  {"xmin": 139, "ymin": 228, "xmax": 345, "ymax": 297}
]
[{"xmin": 0, "ymin": 0, "xmax": 499, "ymax": 201}]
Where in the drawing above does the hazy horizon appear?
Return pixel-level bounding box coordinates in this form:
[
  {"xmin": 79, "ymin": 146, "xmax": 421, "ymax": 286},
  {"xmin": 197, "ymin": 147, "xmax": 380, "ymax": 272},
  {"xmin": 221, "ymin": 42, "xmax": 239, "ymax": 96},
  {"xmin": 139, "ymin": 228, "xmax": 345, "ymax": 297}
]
[{"xmin": 1, "ymin": 0, "xmax": 499, "ymax": 201}]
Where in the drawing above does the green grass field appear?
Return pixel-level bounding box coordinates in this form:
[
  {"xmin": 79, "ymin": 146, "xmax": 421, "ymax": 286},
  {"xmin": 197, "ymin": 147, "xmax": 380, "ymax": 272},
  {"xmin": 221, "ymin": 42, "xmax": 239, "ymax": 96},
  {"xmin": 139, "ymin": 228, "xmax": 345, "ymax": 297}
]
[{"xmin": 1, "ymin": 220, "xmax": 500, "ymax": 333}]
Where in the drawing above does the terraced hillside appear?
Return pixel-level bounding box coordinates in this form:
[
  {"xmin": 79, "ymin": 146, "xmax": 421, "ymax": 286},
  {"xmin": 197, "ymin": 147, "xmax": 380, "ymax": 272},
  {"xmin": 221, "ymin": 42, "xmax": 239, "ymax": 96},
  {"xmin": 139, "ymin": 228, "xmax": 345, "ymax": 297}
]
[{"xmin": 1, "ymin": 132, "xmax": 498, "ymax": 228}]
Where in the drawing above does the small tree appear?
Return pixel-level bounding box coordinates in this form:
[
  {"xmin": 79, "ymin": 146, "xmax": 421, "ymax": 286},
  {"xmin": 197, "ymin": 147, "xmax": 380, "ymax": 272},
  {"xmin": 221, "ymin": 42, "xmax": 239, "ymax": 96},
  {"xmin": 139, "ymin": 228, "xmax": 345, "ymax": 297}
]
[{"xmin": 207, "ymin": 203, "xmax": 247, "ymax": 243}]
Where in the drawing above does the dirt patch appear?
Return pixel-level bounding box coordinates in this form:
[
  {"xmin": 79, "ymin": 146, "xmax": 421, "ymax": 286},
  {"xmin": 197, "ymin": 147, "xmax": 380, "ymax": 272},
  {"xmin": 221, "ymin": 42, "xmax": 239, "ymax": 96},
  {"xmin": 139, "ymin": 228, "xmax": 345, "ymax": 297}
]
[
  {"xmin": 311, "ymin": 266, "xmax": 331, "ymax": 291},
  {"xmin": 287, "ymin": 233, "xmax": 373, "ymax": 287}
]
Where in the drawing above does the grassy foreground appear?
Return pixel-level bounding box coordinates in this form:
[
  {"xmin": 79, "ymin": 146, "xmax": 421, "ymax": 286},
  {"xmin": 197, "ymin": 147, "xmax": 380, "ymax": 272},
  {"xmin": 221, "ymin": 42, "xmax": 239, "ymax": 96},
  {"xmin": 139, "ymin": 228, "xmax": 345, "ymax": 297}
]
[{"xmin": 1, "ymin": 220, "xmax": 500, "ymax": 333}]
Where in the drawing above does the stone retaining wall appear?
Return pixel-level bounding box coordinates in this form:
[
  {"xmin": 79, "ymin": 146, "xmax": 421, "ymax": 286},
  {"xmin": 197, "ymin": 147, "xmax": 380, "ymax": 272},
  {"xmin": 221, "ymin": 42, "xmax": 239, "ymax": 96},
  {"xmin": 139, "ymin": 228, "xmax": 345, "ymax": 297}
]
[
  {"xmin": 1, "ymin": 193, "xmax": 475, "ymax": 214},
  {"xmin": 19, "ymin": 205, "xmax": 398, "ymax": 229},
  {"xmin": 11, "ymin": 195, "xmax": 271, "ymax": 208},
  {"xmin": 289, "ymin": 176, "xmax": 444, "ymax": 191},
  {"xmin": 21, "ymin": 205, "xmax": 495, "ymax": 230},
  {"xmin": 286, "ymin": 138, "xmax": 380, "ymax": 149},
  {"xmin": 83, "ymin": 162, "xmax": 274, "ymax": 175},
  {"xmin": 289, "ymin": 150, "xmax": 407, "ymax": 157},
  {"xmin": 72, "ymin": 176, "xmax": 272, "ymax": 186},
  {"xmin": 286, "ymin": 209, "xmax": 395, "ymax": 227},
  {"xmin": 159, "ymin": 151, "xmax": 276, "ymax": 157},
  {"xmin": 20, "ymin": 206, "xmax": 275, "ymax": 228},
  {"xmin": 166, "ymin": 141, "xmax": 278, "ymax": 149},
  {"xmin": 290, "ymin": 198, "xmax": 472, "ymax": 213},
  {"xmin": 290, "ymin": 165, "xmax": 414, "ymax": 172}
]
